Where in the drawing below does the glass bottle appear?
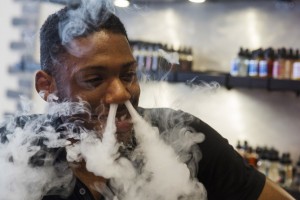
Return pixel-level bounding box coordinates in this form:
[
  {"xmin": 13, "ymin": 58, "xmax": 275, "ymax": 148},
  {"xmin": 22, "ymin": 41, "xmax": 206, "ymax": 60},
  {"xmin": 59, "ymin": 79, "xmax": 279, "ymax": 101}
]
[
  {"xmin": 292, "ymin": 49, "xmax": 300, "ymax": 80},
  {"xmin": 230, "ymin": 47, "xmax": 243, "ymax": 76},
  {"xmin": 292, "ymin": 156, "xmax": 300, "ymax": 192},
  {"xmin": 273, "ymin": 48, "xmax": 286, "ymax": 79},
  {"xmin": 257, "ymin": 147, "xmax": 270, "ymax": 176},
  {"xmin": 268, "ymin": 149, "xmax": 281, "ymax": 183}
]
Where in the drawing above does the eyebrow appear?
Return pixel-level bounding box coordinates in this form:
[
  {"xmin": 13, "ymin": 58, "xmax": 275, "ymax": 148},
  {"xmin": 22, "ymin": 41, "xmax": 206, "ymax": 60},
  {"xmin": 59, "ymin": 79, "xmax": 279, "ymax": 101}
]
[
  {"xmin": 121, "ymin": 61, "xmax": 137, "ymax": 69},
  {"xmin": 75, "ymin": 60, "xmax": 137, "ymax": 74}
]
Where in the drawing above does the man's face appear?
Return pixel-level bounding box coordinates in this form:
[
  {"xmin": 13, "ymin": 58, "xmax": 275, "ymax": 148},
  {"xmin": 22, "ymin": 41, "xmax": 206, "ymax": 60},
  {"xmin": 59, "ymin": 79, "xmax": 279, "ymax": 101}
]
[{"xmin": 53, "ymin": 30, "xmax": 140, "ymax": 142}]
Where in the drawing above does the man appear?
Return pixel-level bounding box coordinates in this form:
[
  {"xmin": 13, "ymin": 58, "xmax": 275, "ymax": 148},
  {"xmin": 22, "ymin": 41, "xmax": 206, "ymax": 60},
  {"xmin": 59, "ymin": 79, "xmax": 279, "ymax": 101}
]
[{"xmin": 2, "ymin": 2, "xmax": 295, "ymax": 200}]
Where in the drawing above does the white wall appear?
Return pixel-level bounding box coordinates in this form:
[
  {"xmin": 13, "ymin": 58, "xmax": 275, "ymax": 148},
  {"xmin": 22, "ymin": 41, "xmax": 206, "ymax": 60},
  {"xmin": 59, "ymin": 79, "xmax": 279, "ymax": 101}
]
[
  {"xmin": 0, "ymin": 0, "xmax": 22, "ymax": 115},
  {"xmin": 117, "ymin": 1, "xmax": 300, "ymax": 72}
]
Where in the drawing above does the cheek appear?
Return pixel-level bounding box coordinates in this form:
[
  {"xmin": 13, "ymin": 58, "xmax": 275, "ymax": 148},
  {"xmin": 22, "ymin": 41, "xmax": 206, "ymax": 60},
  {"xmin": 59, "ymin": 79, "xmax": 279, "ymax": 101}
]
[
  {"xmin": 55, "ymin": 78, "xmax": 72, "ymax": 101},
  {"xmin": 79, "ymin": 88, "xmax": 107, "ymax": 109},
  {"xmin": 129, "ymin": 82, "xmax": 140, "ymax": 100},
  {"xmin": 54, "ymin": 69, "xmax": 74, "ymax": 101}
]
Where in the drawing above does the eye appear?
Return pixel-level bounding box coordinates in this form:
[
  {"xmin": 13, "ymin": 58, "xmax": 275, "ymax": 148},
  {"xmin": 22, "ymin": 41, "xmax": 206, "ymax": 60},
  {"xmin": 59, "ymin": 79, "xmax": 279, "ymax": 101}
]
[
  {"xmin": 121, "ymin": 71, "xmax": 137, "ymax": 83},
  {"xmin": 82, "ymin": 76, "xmax": 104, "ymax": 88},
  {"xmin": 85, "ymin": 77, "xmax": 103, "ymax": 83}
]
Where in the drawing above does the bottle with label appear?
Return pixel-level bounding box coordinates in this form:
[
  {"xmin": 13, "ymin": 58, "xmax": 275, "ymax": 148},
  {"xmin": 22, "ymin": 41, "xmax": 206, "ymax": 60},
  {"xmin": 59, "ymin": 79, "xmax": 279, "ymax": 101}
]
[
  {"xmin": 249, "ymin": 49, "xmax": 264, "ymax": 77},
  {"xmin": 284, "ymin": 153, "xmax": 293, "ymax": 188},
  {"xmin": 239, "ymin": 49, "xmax": 250, "ymax": 76},
  {"xmin": 187, "ymin": 47, "xmax": 193, "ymax": 71},
  {"xmin": 230, "ymin": 47, "xmax": 243, "ymax": 76},
  {"xmin": 151, "ymin": 44, "xmax": 160, "ymax": 72},
  {"xmin": 248, "ymin": 50, "xmax": 259, "ymax": 77},
  {"xmin": 258, "ymin": 49, "xmax": 268, "ymax": 78},
  {"xmin": 160, "ymin": 44, "xmax": 170, "ymax": 72},
  {"xmin": 257, "ymin": 147, "xmax": 270, "ymax": 176},
  {"xmin": 279, "ymin": 153, "xmax": 287, "ymax": 186},
  {"xmin": 284, "ymin": 48, "xmax": 294, "ymax": 79},
  {"xmin": 137, "ymin": 42, "xmax": 146, "ymax": 71},
  {"xmin": 259, "ymin": 48, "xmax": 275, "ymax": 78},
  {"xmin": 145, "ymin": 44, "xmax": 153, "ymax": 72},
  {"xmin": 292, "ymin": 156, "xmax": 300, "ymax": 192},
  {"xmin": 246, "ymin": 147, "xmax": 258, "ymax": 168},
  {"xmin": 268, "ymin": 149, "xmax": 281, "ymax": 183},
  {"xmin": 292, "ymin": 49, "xmax": 300, "ymax": 80},
  {"xmin": 180, "ymin": 47, "xmax": 190, "ymax": 72},
  {"xmin": 178, "ymin": 46, "xmax": 184, "ymax": 71},
  {"xmin": 267, "ymin": 48, "xmax": 275, "ymax": 78},
  {"xmin": 273, "ymin": 48, "xmax": 287, "ymax": 79}
]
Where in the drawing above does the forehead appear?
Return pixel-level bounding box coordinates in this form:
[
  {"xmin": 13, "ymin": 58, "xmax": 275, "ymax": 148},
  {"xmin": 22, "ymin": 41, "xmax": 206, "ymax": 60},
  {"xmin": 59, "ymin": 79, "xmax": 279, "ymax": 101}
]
[
  {"xmin": 57, "ymin": 30, "xmax": 134, "ymax": 74},
  {"xmin": 66, "ymin": 30, "xmax": 130, "ymax": 59}
]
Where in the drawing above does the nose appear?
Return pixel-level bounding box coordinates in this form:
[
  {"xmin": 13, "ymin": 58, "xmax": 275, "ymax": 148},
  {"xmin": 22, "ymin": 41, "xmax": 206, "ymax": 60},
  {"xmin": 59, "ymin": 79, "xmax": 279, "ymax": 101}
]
[{"xmin": 104, "ymin": 78, "xmax": 131, "ymax": 104}]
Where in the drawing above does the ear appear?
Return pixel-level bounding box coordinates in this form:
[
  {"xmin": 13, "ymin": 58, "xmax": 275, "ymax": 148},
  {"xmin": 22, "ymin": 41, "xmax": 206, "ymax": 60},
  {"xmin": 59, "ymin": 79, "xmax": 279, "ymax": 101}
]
[{"xmin": 35, "ymin": 70, "xmax": 57, "ymax": 101}]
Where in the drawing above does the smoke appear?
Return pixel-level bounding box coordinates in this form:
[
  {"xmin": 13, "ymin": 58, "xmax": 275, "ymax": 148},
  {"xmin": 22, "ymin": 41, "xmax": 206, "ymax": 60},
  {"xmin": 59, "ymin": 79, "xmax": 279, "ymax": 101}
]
[
  {"xmin": 59, "ymin": 0, "xmax": 115, "ymax": 56},
  {"xmin": 0, "ymin": 96, "xmax": 207, "ymax": 200},
  {"xmin": 67, "ymin": 104, "xmax": 136, "ymax": 181},
  {"xmin": 65, "ymin": 101, "xmax": 207, "ymax": 200},
  {"xmin": 123, "ymin": 101, "xmax": 206, "ymax": 200},
  {"xmin": 0, "ymin": 0, "xmax": 212, "ymax": 199},
  {"xmin": 0, "ymin": 97, "xmax": 90, "ymax": 199},
  {"xmin": 158, "ymin": 49, "xmax": 179, "ymax": 65}
]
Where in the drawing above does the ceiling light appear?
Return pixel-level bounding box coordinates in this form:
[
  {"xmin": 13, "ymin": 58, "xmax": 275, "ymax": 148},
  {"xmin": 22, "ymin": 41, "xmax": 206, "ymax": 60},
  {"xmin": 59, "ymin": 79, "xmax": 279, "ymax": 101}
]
[
  {"xmin": 114, "ymin": 0, "xmax": 130, "ymax": 7},
  {"xmin": 188, "ymin": 0, "xmax": 206, "ymax": 3}
]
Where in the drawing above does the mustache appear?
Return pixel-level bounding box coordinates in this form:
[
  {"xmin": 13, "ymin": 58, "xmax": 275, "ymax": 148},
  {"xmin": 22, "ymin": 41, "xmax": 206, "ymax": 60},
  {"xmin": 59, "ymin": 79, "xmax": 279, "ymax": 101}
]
[{"xmin": 92, "ymin": 100, "xmax": 138, "ymax": 119}]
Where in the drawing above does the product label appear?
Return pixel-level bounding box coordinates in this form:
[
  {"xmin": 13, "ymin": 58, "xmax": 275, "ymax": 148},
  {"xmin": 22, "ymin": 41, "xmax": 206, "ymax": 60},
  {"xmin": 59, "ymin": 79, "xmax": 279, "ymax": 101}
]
[
  {"xmin": 273, "ymin": 61, "xmax": 280, "ymax": 79},
  {"xmin": 238, "ymin": 60, "xmax": 249, "ymax": 76},
  {"xmin": 230, "ymin": 59, "xmax": 239, "ymax": 76},
  {"xmin": 248, "ymin": 60, "xmax": 258, "ymax": 76},
  {"xmin": 259, "ymin": 60, "xmax": 268, "ymax": 77},
  {"xmin": 292, "ymin": 62, "xmax": 300, "ymax": 80}
]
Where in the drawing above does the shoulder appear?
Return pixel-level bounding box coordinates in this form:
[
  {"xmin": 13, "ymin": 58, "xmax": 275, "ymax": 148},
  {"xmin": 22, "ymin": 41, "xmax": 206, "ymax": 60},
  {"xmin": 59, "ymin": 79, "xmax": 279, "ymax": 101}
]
[
  {"xmin": 137, "ymin": 107, "xmax": 207, "ymax": 129},
  {"xmin": 0, "ymin": 114, "xmax": 63, "ymax": 144},
  {"xmin": 137, "ymin": 107, "xmax": 224, "ymax": 145},
  {"xmin": 137, "ymin": 107, "xmax": 266, "ymax": 200},
  {"xmin": 0, "ymin": 114, "xmax": 38, "ymax": 143}
]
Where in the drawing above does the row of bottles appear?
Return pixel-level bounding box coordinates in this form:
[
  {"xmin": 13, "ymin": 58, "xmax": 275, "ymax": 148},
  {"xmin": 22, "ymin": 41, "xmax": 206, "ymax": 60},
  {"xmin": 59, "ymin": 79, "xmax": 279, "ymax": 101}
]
[
  {"xmin": 130, "ymin": 40, "xmax": 193, "ymax": 72},
  {"xmin": 236, "ymin": 140, "xmax": 300, "ymax": 191},
  {"xmin": 230, "ymin": 47, "xmax": 300, "ymax": 80}
]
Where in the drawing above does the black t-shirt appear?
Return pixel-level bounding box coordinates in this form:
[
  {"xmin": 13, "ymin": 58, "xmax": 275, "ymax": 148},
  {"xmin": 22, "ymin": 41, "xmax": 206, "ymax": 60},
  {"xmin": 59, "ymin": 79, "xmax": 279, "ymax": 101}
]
[
  {"xmin": 139, "ymin": 107, "xmax": 266, "ymax": 200},
  {"xmin": 0, "ymin": 107, "xmax": 265, "ymax": 200}
]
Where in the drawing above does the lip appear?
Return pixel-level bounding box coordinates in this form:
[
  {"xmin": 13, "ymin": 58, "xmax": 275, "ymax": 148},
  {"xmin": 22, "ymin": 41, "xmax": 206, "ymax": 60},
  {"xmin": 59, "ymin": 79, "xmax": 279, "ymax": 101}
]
[
  {"xmin": 90, "ymin": 111, "xmax": 133, "ymax": 133},
  {"xmin": 115, "ymin": 119, "xmax": 133, "ymax": 133}
]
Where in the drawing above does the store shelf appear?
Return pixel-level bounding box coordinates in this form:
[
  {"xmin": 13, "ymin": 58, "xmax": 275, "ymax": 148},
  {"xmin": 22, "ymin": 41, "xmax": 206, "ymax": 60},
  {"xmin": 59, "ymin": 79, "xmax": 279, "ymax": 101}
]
[
  {"xmin": 176, "ymin": 71, "xmax": 227, "ymax": 85},
  {"xmin": 163, "ymin": 71, "xmax": 300, "ymax": 95},
  {"xmin": 269, "ymin": 79, "xmax": 300, "ymax": 91},
  {"xmin": 227, "ymin": 76, "xmax": 269, "ymax": 89}
]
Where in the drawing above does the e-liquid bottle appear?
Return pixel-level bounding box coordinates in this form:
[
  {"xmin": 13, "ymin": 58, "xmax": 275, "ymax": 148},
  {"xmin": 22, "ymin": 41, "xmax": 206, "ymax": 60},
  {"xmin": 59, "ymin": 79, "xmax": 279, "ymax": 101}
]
[
  {"xmin": 239, "ymin": 48, "xmax": 250, "ymax": 77},
  {"xmin": 267, "ymin": 149, "xmax": 281, "ymax": 183},
  {"xmin": 259, "ymin": 48, "xmax": 274, "ymax": 78},
  {"xmin": 257, "ymin": 147, "xmax": 270, "ymax": 176},
  {"xmin": 248, "ymin": 50, "xmax": 259, "ymax": 77},
  {"xmin": 230, "ymin": 47, "xmax": 243, "ymax": 76},
  {"xmin": 292, "ymin": 49, "xmax": 300, "ymax": 80},
  {"xmin": 273, "ymin": 48, "xmax": 287, "ymax": 79},
  {"xmin": 284, "ymin": 48, "xmax": 294, "ymax": 79},
  {"xmin": 292, "ymin": 156, "xmax": 300, "ymax": 192}
]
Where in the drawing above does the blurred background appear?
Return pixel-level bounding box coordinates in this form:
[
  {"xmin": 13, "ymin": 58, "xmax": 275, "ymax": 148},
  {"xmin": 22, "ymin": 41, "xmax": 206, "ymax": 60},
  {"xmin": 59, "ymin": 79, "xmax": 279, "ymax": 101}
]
[{"xmin": 0, "ymin": 0, "xmax": 300, "ymax": 196}]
